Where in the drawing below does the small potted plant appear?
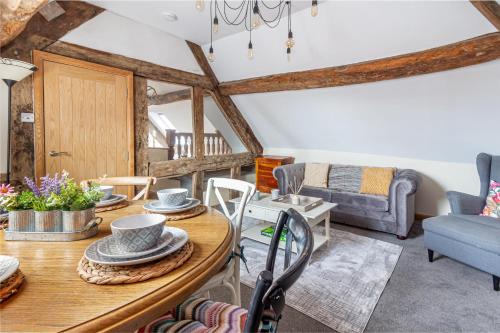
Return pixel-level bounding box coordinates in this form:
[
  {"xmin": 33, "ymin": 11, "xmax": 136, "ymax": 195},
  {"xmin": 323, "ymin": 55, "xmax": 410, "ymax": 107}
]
[
  {"xmin": 288, "ymin": 176, "xmax": 304, "ymax": 205},
  {"xmin": 25, "ymin": 174, "xmax": 65, "ymax": 232},
  {"xmin": 57, "ymin": 178, "xmax": 103, "ymax": 232},
  {"xmin": 0, "ymin": 184, "xmax": 36, "ymax": 231}
]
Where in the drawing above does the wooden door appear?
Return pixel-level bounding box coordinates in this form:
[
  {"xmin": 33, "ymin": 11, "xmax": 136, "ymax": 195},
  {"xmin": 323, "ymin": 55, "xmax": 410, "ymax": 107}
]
[{"xmin": 33, "ymin": 51, "xmax": 134, "ymax": 189}]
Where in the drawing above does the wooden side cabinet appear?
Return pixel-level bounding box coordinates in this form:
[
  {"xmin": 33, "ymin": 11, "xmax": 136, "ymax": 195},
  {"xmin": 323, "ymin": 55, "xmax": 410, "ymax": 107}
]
[{"xmin": 256, "ymin": 155, "xmax": 295, "ymax": 193}]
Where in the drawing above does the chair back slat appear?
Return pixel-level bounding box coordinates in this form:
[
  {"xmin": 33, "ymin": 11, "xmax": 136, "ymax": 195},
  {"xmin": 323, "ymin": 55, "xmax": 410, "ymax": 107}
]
[{"xmin": 205, "ymin": 178, "xmax": 255, "ymax": 250}]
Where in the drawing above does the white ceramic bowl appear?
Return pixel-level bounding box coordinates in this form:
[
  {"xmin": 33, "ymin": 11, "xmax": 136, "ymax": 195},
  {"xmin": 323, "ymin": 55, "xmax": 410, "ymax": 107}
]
[
  {"xmin": 99, "ymin": 185, "xmax": 114, "ymax": 200},
  {"xmin": 110, "ymin": 214, "xmax": 166, "ymax": 252},
  {"xmin": 157, "ymin": 188, "xmax": 188, "ymax": 207}
]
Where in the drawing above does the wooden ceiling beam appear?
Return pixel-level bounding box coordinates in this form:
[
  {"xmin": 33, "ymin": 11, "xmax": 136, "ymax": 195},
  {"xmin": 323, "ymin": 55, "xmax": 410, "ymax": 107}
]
[
  {"xmin": 1, "ymin": 1, "xmax": 103, "ymax": 57},
  {"xmin": 186, "ymin": 41, "xmax": 263, "ymax": 155},
  {"xmin": 148, "ymin": 89, "xmax": 210, "ymax": 105},
  {"xmin": 470, "ymin": 1, "xmax": 500, "ymax": 30},
  {"xmin": 44, "ymin": 41, "xmax": 214, "ymax": 89},
  {"xmin": 218, "ymin": 32, "xmax": 500, "ymax": 95},
  {"xmin": 148, "ymin": 89, "xmax": 192, "ymax": 105}
]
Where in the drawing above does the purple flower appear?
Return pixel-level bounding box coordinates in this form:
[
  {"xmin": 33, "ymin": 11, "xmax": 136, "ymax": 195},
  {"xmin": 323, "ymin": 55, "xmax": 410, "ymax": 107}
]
[{"xmin": 25, "ymin": 177, "xmax": 41, "ymax": 197}]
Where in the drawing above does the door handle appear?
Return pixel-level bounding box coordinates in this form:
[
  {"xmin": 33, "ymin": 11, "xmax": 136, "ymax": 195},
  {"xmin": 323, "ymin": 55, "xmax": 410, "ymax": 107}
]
[{"xmin": 48, "ymin": 151, "xmax": 69, "ymax": 157}]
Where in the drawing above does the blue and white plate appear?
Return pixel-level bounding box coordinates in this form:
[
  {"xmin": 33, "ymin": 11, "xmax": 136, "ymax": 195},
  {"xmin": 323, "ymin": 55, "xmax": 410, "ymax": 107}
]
[
  {"xmin": 96, "ymin": 194, "xmax": 127, "ymax": 208},
  {"xmin": 97, "ymin": 227, "xmax": 174, "ymax": 259},
  {"xmin": 143, "ymin": 198, "xmax": 201, "ymax": 214},
  {"xmin": 84, "ymin": 227, "xmax": 188, "ymax": 266},
  {"xmin": 151, "ymin": 199, "xmax": 193, "ymax": 210}
]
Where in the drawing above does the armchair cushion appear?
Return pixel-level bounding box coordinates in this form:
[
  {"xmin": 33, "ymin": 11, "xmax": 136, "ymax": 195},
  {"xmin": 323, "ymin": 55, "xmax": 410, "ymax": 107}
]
[
  {"xmin": 447, "ymin": 191, "xmax": 485, "ymax": 215},
  {"xmin": 481, "ymin": 180, "xmax": 500, "ymax": 218}
]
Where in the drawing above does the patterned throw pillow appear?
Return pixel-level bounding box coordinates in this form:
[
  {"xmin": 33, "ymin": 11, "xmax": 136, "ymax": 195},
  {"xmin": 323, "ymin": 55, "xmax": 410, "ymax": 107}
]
[
  {"xmin": 359, "ymin": 167, "xmax": 395, "ymax": 197},
  {"xmin": 481, "ymin": 180, "xmax": 500, "ymax": 218},
  {"xmin": 328, "ymin": 165, "xmax": 362, "ymax": 193}
]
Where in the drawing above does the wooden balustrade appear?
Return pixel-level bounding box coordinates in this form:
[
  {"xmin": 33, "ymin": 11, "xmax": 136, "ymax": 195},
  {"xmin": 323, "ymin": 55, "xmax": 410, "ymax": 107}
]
[{"xmin": 160, "ymin": 130, "xmax": 231, "ymax": 159}]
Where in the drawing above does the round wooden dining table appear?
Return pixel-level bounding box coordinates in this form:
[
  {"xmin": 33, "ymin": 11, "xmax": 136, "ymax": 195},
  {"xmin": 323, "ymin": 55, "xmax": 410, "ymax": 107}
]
[{"xmin": 0, "ymin": 201, "xmax": 233, "ymax": 332}]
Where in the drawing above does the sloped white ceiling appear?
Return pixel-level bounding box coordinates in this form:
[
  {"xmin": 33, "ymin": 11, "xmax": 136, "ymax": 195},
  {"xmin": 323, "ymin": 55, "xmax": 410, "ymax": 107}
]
[
  {"xmin": 61, "ymin": 11, "xmax": 204, "ymax": 74},
  {"xmin": 88, "ymin": 0, "xmax": 312, "ymax": 44},
  {"xmin": 206, "ymin": 1, "xmax": 496, "ymax": 81}
]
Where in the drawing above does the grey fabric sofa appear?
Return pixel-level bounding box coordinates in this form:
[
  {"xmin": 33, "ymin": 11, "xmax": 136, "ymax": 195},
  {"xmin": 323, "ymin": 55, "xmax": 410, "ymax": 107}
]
[
  {"xmin": 273, "ymin": 163, "xmax": 419, "ymax": 239},
  {"xmin": 423, "ymin": 153, "xmax": 500, "ymax": 291}
]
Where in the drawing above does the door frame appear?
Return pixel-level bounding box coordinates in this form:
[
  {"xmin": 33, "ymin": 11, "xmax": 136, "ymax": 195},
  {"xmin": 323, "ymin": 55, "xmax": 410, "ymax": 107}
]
[{"xmin": 33, "ymin": 50, "xmax": 135, "ymax": 182}]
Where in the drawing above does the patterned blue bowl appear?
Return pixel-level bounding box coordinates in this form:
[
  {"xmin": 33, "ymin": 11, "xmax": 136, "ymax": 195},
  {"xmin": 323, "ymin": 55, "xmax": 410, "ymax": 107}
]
[
  {"xmin": 157, "ymin": 188, "xmax": 188, "ymax": 207},
  {"xmin": 110, "ymin": 214, "xmax": 166, "ymax": 252}
]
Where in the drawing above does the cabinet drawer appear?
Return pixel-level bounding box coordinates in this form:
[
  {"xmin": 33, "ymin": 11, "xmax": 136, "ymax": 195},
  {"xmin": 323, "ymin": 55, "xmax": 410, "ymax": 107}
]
[
  {"xmin": 257, "ymin": 165, "xmax": 276, "ymax": 173},
  {"xmin": 245, "ymin": 206, "xmax": 269, "ymax": 220}
]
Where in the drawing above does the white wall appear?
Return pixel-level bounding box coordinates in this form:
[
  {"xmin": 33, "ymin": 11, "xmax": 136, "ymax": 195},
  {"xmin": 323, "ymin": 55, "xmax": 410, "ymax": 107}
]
[
  {"xmin": 204, "ymin": 97, "xmax": 246, "ymax": 153},
  {"xmin": 0, "ymin": 84, "xmax": 7, "ymax": 174}
]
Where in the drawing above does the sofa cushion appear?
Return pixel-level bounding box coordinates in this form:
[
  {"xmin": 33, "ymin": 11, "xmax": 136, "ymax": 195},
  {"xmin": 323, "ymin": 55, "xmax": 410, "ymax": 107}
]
[
  {"xmin": 303, "ymin": 163, "xmax": 329, "ymax": 188},
  {"xmin": 328, "ymin": 165, "xmax": 362, "ymax": 193},
  {"xmin": 360, "ymin": 167, "xmax": 395, "ymax": 197},
  {"xmin": 423, "ymin": 215, "xmax": 500, "ymax": 254},
  {"xmin": 299, "ymin": 185, "xmax": 332, "ymax": 202},
  {"xmin": 331, "ymin": 191, "xmax": 389, "ymax": 212}
]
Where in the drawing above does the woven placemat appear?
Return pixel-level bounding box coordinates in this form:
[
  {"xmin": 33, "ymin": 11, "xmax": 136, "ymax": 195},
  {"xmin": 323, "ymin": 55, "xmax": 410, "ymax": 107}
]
[
  {"xmin": 77, "ymin": 241, "xmax": 194, "ymax": 285},
  {"xmin": 149, "ymin": 205, "xmax": 207, "ymax": 221},
  {"xmin": 0, "ymin": 270, "xmax": 25, "ymax": 303},
  {"xmin": 95, "ymin": 200, "xmax": 130, "ymax": 213}
]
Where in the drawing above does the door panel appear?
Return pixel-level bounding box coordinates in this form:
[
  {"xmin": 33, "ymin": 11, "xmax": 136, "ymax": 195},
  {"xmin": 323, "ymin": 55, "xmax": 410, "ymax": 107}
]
[{"xmin": 42, "ymin": 59, "xmax": 132, "ymax": 194}]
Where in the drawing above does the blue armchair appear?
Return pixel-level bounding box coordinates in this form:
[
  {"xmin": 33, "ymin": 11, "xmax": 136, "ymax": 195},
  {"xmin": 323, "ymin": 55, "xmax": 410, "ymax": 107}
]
[
  {"xmin": 423, "ymin": 153, "xmax": 500, "ymax": 291},
  {"xmin": 447, "ymin": 153, "xmax": 500, "ymax": 215}
]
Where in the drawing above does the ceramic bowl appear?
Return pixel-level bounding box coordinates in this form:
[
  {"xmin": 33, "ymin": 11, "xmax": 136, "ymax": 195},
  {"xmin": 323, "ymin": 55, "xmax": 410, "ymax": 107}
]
[
  {"xmin": 157, "ymin": 188, "xmax": 188, "ymax": 207},
  {"xmin": 99, "ymin": 185, "xmax": 114, "ymax": 200},
  {"xmin": 110, "ymin": 214, "xmax": 166, "ymax": 252}
]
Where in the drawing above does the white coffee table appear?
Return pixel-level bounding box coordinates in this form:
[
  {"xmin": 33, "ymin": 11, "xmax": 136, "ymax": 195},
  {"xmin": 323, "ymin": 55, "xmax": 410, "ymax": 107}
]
[{"xmin": 231, "ymin": 194, "xmax": 337, "ymax": 252}]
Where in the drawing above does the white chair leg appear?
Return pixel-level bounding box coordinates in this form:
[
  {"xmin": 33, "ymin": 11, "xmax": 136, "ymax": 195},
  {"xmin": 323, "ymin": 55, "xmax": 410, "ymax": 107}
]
[{"xmin": 222, "ymin": 281, "xmax": 239, "ymax": 306}]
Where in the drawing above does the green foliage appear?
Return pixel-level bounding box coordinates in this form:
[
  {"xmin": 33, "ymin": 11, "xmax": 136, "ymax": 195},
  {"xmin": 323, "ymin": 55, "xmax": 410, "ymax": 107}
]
[
  {"xmin": 32, "ymin": 193, "xmax": 60, "ymax": 212},
  {"xmin": 56, "ymin": 180, "xmax": 104, "ymax": 211},
  {"xmin": 0, "ymin": 191, "xmax": 36, "ymax": 211}
]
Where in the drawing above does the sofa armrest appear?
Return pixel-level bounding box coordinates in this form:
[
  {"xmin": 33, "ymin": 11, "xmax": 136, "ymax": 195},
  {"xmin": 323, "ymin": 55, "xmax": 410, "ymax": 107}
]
[
  {"xmin": 447, "ymin": 191, "xmax": 485, "ymax": 215},
  {"xmin": 389, "ymin": 169, "xmax": 419, "ymax": 237},
  {"xmin": 273, "ymin": 163, "xmax": 306, "ymax": 195}
]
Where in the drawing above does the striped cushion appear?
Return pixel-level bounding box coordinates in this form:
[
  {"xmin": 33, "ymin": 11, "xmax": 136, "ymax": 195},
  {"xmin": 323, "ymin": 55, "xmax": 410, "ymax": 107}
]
[
  {"xmin": 136, "ymin": 298, "xmax": 247, "ymax": 333},
  {"xmin": 328, "ymin": 164, "xmax": 363, "ymax": 193}
]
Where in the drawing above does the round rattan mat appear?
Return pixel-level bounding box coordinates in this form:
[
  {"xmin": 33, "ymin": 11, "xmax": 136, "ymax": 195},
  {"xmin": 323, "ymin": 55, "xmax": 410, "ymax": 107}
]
[
  {"xmin": 0, "ymin": 270, "xmax": 25, "ymax": 303},
  {"xmin": 95, "ymin": 200, "xmax": 129, "ymax": 213},
  {"xmin": 146, "ymin": 205, "xmax": 207, "ymax": 221},
  {"xmin": 77, "ymin": 241, "xmax": 194, "ymax": 285}
]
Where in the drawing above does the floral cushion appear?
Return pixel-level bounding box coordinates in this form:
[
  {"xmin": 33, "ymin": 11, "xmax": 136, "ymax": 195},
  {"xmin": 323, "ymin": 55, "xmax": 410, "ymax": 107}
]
[{"xmin": 481, "ymin": 180, "xmax": 500, "ymax": 218}]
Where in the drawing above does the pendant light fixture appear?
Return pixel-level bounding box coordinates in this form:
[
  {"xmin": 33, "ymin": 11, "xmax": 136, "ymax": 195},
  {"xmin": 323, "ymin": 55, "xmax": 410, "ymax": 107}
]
[{"xmin": 197, "ymin": 0, "xmax": 318, "ymax": 62}]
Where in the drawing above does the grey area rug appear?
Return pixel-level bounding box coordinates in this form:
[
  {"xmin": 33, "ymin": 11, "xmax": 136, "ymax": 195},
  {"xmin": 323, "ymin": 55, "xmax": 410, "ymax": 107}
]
[{"xmin": 240, "ymin": 225, "xmax": 402, "ymax": 333}]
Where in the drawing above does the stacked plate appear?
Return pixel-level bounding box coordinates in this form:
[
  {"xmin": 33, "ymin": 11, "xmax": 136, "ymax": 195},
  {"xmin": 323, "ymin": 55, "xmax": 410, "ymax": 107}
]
[
  {"xmin": 0, "ymin": 255, "xmax": 19, "ymax": 284},
  {"xmin": 84, "ymin": 214, "xmax": 189, "ymax": 266},
  {"xmin": 143, "ymin": 198, "xmax": 201, "ymax": 214},
  {"xmin": 96, "ymin": 194, "xmax": 127, "ymax": 208}
]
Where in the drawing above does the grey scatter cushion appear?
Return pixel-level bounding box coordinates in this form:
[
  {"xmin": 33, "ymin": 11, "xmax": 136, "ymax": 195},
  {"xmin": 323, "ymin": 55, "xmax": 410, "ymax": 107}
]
[{"xmin": 328, "ymin": 164, "xmax": 363, "ymax": 193}]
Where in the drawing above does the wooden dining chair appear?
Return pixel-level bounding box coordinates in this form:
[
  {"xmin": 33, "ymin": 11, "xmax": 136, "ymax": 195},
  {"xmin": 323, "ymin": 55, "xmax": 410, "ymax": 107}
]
[
  {"xmin": 195, "ymin": 177, "xmax": 256, "ymax": 306},
  {"xmin": 136, "ymin": 209, "xmax": 314, "ymax": 333},
  {"xmin": 81, "ymin": 176, "xmax": 157, "ymax": 200}
]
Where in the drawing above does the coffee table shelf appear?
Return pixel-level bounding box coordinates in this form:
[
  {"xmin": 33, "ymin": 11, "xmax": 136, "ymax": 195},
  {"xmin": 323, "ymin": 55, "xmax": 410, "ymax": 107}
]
[{"xmin": 231, "ymin": 194, "xmax": 337, "ymax": 253}]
